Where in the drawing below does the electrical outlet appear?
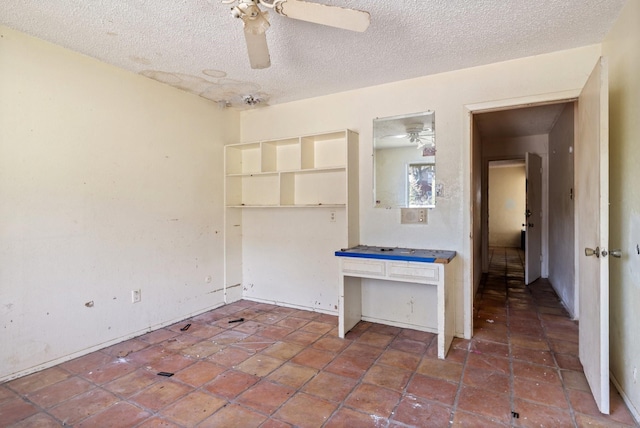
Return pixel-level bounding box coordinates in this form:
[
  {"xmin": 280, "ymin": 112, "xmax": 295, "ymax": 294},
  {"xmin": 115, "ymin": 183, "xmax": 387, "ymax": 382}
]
[
  {"xmin": 131, "ymin": 289, "xmax": 141, "ymax": 303},
  {"xmin": 330, "ymin": 211, "xmax": 336, "ymax": 222},
  {"xmin": 401, "ymin": 208, "xmax": 428, "ymax": 224}
]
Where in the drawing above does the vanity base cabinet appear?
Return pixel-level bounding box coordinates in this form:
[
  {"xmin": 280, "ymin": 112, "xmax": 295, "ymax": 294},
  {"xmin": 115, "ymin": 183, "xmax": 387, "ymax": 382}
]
[{"xmin": 337, "ymin": 255, "xmax": 455, "ymax": 359}]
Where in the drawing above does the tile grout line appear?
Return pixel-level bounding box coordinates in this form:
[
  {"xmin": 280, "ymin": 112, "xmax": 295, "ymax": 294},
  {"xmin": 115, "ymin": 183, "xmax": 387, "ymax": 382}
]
[
  {"xmin": 506, "ymin": 248, "xmax": 518, "ymax": 428},
  {"xmin": 447, "ymin": 335, "xmax": 471, "ymax": 427}
]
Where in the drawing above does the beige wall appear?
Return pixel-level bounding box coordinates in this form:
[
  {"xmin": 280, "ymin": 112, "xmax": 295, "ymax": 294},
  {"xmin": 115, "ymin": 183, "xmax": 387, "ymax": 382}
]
[
  {"xmin": 240, "ymin": 45, "xmax": 601, "ymax": 339},
  {"xmin": 488, "ymin": 165, "xmax": 525, "ymax": 247},
  {"xmin": 603, "ymin": 0, "xmax": 640, "ymax": 419},
  {"xmin": 0, "ymin": 26, "xmax": 239, "ymax": 381},
  {"xmin": 548, "ymin": 103, "xmax": 576, "ymax": 317}
]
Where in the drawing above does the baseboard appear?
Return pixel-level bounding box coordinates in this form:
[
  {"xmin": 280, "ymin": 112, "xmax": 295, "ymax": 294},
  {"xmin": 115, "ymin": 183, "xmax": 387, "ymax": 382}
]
[
  {"xmin": 610, "ymin": 370, "xmax": 640, "ymax": 424},
  {"xmin": 242, "ymin": 297, "xmax": 337, "ymax": 316},
  {"xmin": 360, "ymin": 315, "xmax": 438, "ymax": 335}
]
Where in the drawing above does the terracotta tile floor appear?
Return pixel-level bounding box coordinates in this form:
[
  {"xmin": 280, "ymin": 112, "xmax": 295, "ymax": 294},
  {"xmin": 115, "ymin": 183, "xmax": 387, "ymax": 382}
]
[{"xmin": 1, "ymin": 247, "xmax": 638, "ymax": 427}]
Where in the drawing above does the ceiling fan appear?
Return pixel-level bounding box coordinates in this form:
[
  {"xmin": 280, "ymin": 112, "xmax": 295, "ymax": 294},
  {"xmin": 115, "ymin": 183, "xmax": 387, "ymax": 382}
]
[
  {"xmin": 381, "ymin": 125, "xmax": 435, "ymax": 150},
  {"xmin": 222, "ymin": 0, "xmax": 371, "ymax": 69}
]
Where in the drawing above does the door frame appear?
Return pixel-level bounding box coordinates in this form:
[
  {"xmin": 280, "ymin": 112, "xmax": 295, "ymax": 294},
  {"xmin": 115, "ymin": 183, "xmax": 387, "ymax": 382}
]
[
  {"xmin": 525, "ymin": 152, "xmax": 543, "ymax": 284},
  {"xmin": 464, "ymin": 91, "xmax": 579, "ymax": 339}
]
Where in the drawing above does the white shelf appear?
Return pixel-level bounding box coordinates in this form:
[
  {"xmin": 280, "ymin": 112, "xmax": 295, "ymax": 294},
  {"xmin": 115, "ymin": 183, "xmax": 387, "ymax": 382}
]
[
  {"xmin": 225, "ymin": 143, "xmax": 261, "ymax": 175},
  {"xmin": 262, "ymin": 138, "xmax": 300, "ymax": 172},
  {"xmin": 301, "ymin": 131, "xmax": 348, "ymax": 170},
  {"xmin": 224, "ymin": 131, "xmax": 356, "ymax": 208},
  {"xmin": 226, "ymin": 204, "xmax": 346, "ymax": 208},
  {"xmin": 223, "ymin": 129, "xmax": 360, "ymax": 308}
]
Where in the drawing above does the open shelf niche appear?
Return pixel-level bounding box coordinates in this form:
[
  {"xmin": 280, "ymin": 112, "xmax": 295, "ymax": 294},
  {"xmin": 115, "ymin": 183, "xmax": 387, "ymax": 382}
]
[
  {"xmin": 224, "ymin": 130, "xmax": 357, "ymax": 208},
  {"xmin": 223, "ymin": 130, "xmax": 360, "ymax": 306}
]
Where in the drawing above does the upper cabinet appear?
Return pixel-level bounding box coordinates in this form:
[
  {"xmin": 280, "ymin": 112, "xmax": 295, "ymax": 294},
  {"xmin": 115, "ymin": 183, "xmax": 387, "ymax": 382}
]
[{"xmin": 225, "ymin": 130, "xmax": 358, "ymax": 208}]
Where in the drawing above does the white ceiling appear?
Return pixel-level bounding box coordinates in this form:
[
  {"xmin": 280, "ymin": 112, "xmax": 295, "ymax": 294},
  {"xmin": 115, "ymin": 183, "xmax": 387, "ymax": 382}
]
[{"xmin": 1, "ymin": 1, "xmax": 626, "ymax": 109}]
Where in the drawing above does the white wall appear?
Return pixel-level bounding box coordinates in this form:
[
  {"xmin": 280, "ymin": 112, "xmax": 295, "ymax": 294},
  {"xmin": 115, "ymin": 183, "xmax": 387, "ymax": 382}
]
[
  {"xmin": 0, "ymin": 26, "xmax": 239, "ymax": 381},
  {"xmin": 239, "ymin": 45, "xmax": 601, "ymax": 337},
  {"xmin": 603, "ymin": 0, "xmax": 640, "ymax": 420},
  {"xmin": 240, "ymin": 208, "xmax": 347, "ymax": 313},
  {"xmin": 488, "ymin": 165, "xmax": 525, "ymax": 247},
  {"xmin": 548, "ymin": 104, "xmax": 576, "ymax": 317}
]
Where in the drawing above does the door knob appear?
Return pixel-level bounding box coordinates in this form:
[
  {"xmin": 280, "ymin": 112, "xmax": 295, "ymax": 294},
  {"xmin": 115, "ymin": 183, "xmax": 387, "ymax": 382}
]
[
  {"xmin": 601, "ymin": 248, "xmax": 622, "ymax": 258},
  {"xmin": 585, "ymin": 247, "xmax": 600, "ymax": 258},
  {"xmin": 610, "ymin": 249, "xmax": 622, "ymax": 258},
  {"xmin": 528, "ymin": 223, "xmax": 534, "ymax": 228}
]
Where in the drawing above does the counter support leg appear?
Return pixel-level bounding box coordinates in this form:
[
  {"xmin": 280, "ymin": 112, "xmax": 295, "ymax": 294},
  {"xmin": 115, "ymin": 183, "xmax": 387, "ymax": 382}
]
[{"xmin": 339, "ymin": 275, "xmax": 362, "ymax": 338}]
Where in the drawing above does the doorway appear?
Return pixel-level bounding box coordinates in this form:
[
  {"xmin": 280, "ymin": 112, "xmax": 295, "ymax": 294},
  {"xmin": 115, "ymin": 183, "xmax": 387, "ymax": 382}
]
[
  {"xmin": 468, "ymin": 59, "xmax": 611, "ymax": 414},
  {"xmin": 471, "ymin": 101, "xmax": 576, "ymax": 319}
]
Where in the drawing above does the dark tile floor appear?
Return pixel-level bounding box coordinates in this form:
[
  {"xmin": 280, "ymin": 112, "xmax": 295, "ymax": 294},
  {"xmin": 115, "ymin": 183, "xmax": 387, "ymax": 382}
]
[{"xmin": 1, "ymin": 247, "xmax": 638, "ymax": 427}]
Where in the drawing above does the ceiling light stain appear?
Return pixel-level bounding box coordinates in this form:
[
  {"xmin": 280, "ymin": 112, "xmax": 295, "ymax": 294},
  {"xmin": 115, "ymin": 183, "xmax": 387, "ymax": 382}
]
[
  {"xmin": 140, "ymin": 70, "xmax": 269, "ymax": 108},
  {"xmin": 129, "ymin": 56, "xmax": 152, "ymax": 65},
  {"xmin": 140, "ymin": 70, "xmax": 181, "ymax": 84},
  {"xmin": 202, "ymin": 69, "xmax": 227, "ymax": 78},
  {"xmin": 242, "ymin": 95, "xmax": 262, "ymax": 106}
]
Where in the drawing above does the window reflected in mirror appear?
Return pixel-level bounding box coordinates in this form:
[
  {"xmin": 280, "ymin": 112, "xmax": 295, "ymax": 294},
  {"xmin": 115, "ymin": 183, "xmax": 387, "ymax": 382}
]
[
  {"xmin": 408, "ymin": 162, "xmax": 435, "ymax": 207},
  {"xmin": 374, "ymin": 111, "xmax": 435, "ymax": 208}
]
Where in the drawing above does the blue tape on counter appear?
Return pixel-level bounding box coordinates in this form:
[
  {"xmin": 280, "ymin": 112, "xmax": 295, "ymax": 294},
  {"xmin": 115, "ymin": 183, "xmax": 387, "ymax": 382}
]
[{"xmin": 334, "ymin": 251, "xmax": 438, "ymax": 263}]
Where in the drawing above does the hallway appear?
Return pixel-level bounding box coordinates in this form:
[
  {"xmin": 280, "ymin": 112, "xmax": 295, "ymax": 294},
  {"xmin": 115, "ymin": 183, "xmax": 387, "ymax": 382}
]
[
  {"xmin": 472, "ymin": 247, "xmax": 636, "ymax": 426},
  {"xmin": 1, "ymin": 248, "xmax": 637, "ymax": 427}
]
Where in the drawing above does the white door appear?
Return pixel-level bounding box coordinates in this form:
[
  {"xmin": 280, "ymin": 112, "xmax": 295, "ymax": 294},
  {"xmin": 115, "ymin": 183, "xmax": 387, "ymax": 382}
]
[
  {"xmin": 576, "ymin": 57, "xmax": 610, "ymax": 414},
  {"xmin": 525, "ymin": 153, "xmax": 542, "ymax": 284}
]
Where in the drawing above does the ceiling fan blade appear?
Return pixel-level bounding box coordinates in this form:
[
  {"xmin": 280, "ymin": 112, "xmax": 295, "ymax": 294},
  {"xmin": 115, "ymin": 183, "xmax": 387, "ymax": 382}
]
[
  {"xmin": 238, "ymin": 6, "xmax": 271, "ymax": 69},
  {"xmin": 244, "ymin": 26, "xmax": 271, "ymax": 69},
  {"xmin": 276, "ymin": 0, "xmax": 370, "ymax": 32}
]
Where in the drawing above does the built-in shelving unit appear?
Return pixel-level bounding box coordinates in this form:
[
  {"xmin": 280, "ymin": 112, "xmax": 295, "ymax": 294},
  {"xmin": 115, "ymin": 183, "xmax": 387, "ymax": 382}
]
[
  {"xmin": 223, "ymin": 130, "xmax": 359, "ymax": 308},
  {"xmin": 224, "ymin": 131, "xmax": 357, "ymax": 208}
]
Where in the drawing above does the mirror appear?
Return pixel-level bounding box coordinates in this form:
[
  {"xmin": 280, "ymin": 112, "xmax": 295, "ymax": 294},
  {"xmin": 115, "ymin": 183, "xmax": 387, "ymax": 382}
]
[{"xmin": 373, "ymin": 111, "xmax": 436, "ymax": 208}]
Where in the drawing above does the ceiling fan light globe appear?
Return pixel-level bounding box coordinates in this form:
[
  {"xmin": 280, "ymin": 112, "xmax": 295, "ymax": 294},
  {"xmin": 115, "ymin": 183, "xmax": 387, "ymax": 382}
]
[{"xmin": 242, "ymin": 9, "xmax": 270, "ymax": 34}]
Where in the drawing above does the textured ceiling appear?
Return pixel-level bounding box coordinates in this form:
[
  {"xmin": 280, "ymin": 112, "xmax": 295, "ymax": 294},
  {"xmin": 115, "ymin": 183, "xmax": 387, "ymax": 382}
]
[
  {"xmin": 475, "ymin": 103, "xmax": 570, "ymax": 139},
  {"xmin": 1, "ymin": 1, "xmax": 626, "ymax": 109}
]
